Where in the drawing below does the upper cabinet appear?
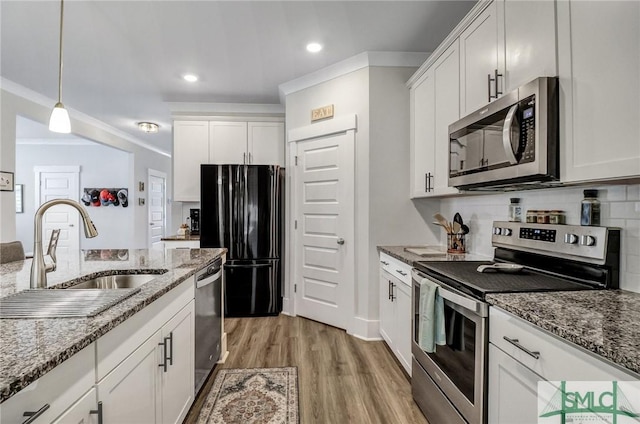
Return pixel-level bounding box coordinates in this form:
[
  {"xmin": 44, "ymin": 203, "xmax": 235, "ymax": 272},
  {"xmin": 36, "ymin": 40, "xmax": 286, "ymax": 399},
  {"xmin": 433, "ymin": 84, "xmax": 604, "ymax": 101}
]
[
  {"xmin": 459, "ymin": 0, "xmax": 557, "ymax": 116},
  {"xmin": 173, "ymin": 119, "xmax": 284, "ymax": 202},
  {"xmin": 557, "ymin": 0, "xmax": 640, "ymax": 182}
]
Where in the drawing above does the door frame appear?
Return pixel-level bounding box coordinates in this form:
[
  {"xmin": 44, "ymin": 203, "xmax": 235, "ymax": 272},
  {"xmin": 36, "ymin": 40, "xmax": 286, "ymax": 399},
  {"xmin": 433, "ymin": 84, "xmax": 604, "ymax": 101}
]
[
  {"xmin": 287, "ymin": 114, "xmax": 357, "ymax": 327},
  {"xmin": 147, "ymin": 168, "xmax": 167, "ymax": 249},
  {"xmin": 34, "ymin": 165, "xmax": 80, "ymax": 250}
]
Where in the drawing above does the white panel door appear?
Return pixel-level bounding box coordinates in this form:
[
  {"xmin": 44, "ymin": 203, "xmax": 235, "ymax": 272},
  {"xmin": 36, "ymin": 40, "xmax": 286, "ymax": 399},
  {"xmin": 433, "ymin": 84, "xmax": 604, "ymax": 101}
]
[
  {"xmin": 51, "ymin": 388, "xmax": 97, "ymax": 424},
  {"xmin": 209, "ymin": 121, "xmax": 248, "ymax": 164},
  {"xmin": 148, "ymin": 172, "xmax": 166, "ymax": 249},
  {"xmin": 39, "ymin": 171, "xmax": 80, "ymax": 256},
  {"xmin": 410, "ymin": 70, "xmax": 435, "ymax": 198},
  {"xmin": 247, "ymin": 122, "xmax": 285, "ymax": 166},
  {"xmin": 379, "ymin": 270, "xmax": 394, "ymax": 346},
  {"xmin": 173, "ymin": 121, "xmax": 209, "ymax": 202},
  {"xmin": 394, "ymin": 280, "xmax": 412, "ymax": 375},
  {"xmin": 294, "ymin": 131, "xmax": 354, "ymax": 330}
]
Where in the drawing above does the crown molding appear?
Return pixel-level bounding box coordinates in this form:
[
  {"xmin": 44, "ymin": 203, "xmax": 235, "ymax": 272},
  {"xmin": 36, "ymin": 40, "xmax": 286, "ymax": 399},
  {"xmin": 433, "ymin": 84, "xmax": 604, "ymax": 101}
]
[
  {"xmin": 278, "ymin": 51, "xmax": 429, "ymax": 103},
  {"xmin": 1, "ymin": 78, "xmax": 171, "ymax": 157},
  {"xmin": 167, "ymin": 102, "xmax": 284, "ymax": 116},
  {"xmin": 16, "ymin": 139, "xmax": 96, "ymax": 146}
]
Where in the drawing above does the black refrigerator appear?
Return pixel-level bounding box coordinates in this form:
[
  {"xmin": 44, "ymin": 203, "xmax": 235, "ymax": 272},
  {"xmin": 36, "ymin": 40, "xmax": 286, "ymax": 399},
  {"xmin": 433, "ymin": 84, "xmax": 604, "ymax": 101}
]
[{"xmin": 200, "ymin": 164, "xmax": 284, "ymax": 317}]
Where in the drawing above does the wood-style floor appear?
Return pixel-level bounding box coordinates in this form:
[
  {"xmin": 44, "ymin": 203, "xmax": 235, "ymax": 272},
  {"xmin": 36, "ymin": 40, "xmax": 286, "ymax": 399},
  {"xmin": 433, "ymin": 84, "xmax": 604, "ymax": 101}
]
[{"xmin": 185, "ymin": 314, "xmax": 428, "ymax": 424}]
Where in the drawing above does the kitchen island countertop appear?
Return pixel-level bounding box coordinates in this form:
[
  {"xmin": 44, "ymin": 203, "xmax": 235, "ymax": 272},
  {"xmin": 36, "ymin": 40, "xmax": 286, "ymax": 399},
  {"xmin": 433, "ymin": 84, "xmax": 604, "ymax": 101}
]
[
  {"xmin": 487, "ymin": 290, "xmax": 640, "ymax": 377},
  {"xmin": 0, "ymin": 247, "xmax": 225, "ymax": 403},
  {"xmin": 378, "ymin": 245, "xmax": 490, "ymax": 266}
]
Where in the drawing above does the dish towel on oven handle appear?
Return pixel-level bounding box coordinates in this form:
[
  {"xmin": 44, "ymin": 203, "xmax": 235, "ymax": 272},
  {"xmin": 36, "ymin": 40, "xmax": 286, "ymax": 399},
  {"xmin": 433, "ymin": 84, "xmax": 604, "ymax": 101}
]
[{"xmin": 418, "ymin": 277, "xmax": 446, "ymax": 352}]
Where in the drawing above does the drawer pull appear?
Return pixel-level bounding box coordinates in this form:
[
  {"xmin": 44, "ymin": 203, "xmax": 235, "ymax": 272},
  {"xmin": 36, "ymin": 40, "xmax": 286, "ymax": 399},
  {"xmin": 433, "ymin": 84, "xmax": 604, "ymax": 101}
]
[
  {"xmin": 22, "ymin": 404, "xmax": 50, "ymax": 424},
  {"xmin": 90, "ymin": 401, "xmax": 104, "ymax": 424},
  {"xmin": 395, "ymin": 269, "xmax": 408, "ymax": 277},
  {"xmin": 380, "ymin": 261, "xmax": 389, "ymax": 266},
  {"xmin": 503, "ymin": 336, "xmax": 540, "ymax": 359}
]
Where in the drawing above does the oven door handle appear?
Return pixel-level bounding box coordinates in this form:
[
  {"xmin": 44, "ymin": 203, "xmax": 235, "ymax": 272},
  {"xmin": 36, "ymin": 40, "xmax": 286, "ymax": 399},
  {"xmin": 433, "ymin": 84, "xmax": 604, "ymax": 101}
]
[{"xmin": 412, "ymin": 269, "xmax": 486, "ymax": 316}]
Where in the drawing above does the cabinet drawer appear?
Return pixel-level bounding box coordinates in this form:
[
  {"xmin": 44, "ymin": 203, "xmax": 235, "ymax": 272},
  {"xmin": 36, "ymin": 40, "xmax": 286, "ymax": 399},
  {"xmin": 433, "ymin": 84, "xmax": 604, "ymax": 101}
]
[
  {"xmin": 379, "ymin": 252, "xmax": 412, "ymax": 285},
  {"xmin": 0, "ymin": 344, "xmax": 94, "ymax": 424},
  {"xmin": 489, "ymin": 307, "xmax": 638, "ymax": 381}
]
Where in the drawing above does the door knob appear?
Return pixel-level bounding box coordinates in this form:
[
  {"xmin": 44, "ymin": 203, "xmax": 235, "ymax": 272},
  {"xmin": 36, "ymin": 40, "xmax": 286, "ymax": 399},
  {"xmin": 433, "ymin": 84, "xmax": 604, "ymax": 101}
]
[
  {"xmin": 337, "ymin": 238, "xmax": 345, "ymax": 245},
  {"xmin": 150, "ymin": 223, "xmax": 154, "ymax": 226},
  {"xmin": 69, "ymin": 224, "xmax": 74, "ymax": 227}
]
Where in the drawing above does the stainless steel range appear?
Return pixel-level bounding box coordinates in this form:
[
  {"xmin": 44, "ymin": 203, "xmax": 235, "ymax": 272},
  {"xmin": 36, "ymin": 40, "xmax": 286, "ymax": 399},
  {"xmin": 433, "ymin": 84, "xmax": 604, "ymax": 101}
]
[{"xmin": 410, "ymin": 221, "xmax": 620, "ymax": 424}]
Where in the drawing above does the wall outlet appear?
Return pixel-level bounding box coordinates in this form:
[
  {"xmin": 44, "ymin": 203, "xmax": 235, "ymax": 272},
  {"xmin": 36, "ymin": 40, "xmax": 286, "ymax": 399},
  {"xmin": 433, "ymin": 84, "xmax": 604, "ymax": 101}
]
[{"xmin": 138, "ymin": 198, "xmax": 145, "ymax": 206}]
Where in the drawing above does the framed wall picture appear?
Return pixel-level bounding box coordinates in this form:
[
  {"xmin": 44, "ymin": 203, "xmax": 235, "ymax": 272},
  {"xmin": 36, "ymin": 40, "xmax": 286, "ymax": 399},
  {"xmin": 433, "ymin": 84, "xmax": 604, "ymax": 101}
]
[
  {"xmin": 15, "ymin": 184, "xmax": 23, "ymax": 213},
  {"xmin": 0, "ymin": 171, "xmax": 14, "ymax": 192}
]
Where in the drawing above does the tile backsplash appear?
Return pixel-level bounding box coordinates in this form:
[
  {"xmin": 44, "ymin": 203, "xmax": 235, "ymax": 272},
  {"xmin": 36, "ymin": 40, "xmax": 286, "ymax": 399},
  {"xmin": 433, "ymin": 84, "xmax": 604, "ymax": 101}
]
[{"xmin": 440, "ymin": 183, "xmax": 640, "ymax": 293}]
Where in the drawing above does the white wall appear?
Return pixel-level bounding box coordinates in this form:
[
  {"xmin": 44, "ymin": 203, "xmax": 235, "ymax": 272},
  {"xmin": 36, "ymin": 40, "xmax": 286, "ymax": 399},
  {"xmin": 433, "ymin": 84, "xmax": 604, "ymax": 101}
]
[
  {"xmin": 0, "ymin": 88, "xmax": 173, "ymax": 248},
  {"xmin": 16, "ymin": 142, "xmax": 132, "ymax": 250},
  {"xmin": 440, "ymin": 184, "xmax": 640, "ymax": 293}
]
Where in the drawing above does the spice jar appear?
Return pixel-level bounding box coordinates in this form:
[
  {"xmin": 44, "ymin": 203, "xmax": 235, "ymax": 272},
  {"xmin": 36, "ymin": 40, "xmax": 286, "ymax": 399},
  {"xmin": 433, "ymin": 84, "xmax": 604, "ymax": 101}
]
[
  {"xmin": 526, "ymin": 210, "xmax": 538, "ymax": 223},
  {"xmin": 537, "ymin": 210, "xmax": 551, "ymax": 224},
  {"xmin": 508, "ymin": 198, "xmax": 522, "ymax": 222},
  {"xmin": 549, "ymin": 210, "xmax": 565, "ymax": 224},
  {"xmin": 581, "ymin": 189, "xmax": 600, "ymax": 226}
]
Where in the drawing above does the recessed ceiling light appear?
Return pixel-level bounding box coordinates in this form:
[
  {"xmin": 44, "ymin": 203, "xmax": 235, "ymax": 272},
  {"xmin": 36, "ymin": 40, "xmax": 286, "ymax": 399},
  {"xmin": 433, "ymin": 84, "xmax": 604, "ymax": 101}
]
[
  {"xmin": 183, "ymin": 74, "xmax": 198, "ymax": 83},
  {"xmin": 306, "ymin": 43, "xmax": 323, "ymax": 53},
  {"xmin": 138, "ymin": 122, "xmax": 159, "ymax": 133}
]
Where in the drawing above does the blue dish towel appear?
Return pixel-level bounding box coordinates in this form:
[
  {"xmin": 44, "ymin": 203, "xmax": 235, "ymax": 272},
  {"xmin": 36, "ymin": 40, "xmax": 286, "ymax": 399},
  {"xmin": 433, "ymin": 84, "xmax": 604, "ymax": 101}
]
[{"xmin": 418, "ymin": 277, "xmax": 446, "ymax": 353}]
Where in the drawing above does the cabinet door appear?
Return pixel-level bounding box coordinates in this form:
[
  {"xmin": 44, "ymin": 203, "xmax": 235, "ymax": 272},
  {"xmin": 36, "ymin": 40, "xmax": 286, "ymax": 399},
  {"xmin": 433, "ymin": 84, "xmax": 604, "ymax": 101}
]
[
  {"xmin": 247, "ymin": 122, "xmax": 285, "ymax": 166},
  {"xmin": 488, "ymin": 344, "xmax": 542, "ymax": 424},
  {"xmin": 161, "ymin": 301, "xmax": 195, "ymax": 424},
  {"xmin": 209, "ymin": 121, "xmax": 248, "ymax": 164},
  {"xmin": 51, "ymin": 389, "xmax": 97, "ymax": 424},
  {"xmin": 98, "ymin": 331, "xmax": 162, "ymax": 424},
  {"xmin": 503, "ymin": 0, "xmax": 557, "ymax": 92},
  {"xmin": 410, "ymin": 70, "xmax": 435, "ymax": 198},
  {"xmin": 393, "ymin": 280, "xmax": 412, "ymax": 376},
  {"xmin": 433, "ymin": 40, "xmax": 461, "ymax": 196},
  {"xmin": 460, "ymin": 1, "xmax": 500, "ymax": 115},
  {"xmin": 379, "ymin": 270, "xmax": 394, "ymax": 347},
  {"xmin": 173, "ymin": 121, "xmax": 209, "ymax": 202},
  {"xmin": 558, "ymin": 1, "xmax": 640, "ymax": 182}
]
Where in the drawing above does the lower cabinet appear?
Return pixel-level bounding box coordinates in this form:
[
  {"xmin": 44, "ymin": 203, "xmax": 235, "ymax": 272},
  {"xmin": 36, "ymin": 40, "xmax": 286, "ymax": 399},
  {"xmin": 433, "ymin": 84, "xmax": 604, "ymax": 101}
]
[
  {"xmin": 379, "ymin": 268, "xmax": 412, "ymax": 375},
  {"xmin": 97, "ymin": 300, "xmax": 195, "ymax": 424},
  {"xmin": 51, "ymin": 388, "xmax": 99, "ymax": 424}
]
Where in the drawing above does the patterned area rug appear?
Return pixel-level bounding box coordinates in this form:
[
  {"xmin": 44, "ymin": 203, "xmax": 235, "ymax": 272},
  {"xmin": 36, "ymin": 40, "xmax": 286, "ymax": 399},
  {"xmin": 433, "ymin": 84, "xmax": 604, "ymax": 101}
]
[{"xmin": 197, "ymin": 367, "xmax": 299, "ymax": 424}]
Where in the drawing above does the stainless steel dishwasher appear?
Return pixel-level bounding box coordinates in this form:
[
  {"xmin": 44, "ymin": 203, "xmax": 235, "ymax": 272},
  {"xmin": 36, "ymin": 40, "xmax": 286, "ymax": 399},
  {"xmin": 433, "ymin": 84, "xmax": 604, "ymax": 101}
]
[{"xmin": 194, "ymin": 257, "xmax": 222, "ymax": 394}]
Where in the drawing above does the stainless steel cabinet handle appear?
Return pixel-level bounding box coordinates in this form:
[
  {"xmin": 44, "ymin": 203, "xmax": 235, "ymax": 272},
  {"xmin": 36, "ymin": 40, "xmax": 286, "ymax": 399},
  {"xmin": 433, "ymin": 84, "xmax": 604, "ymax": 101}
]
[
  {"xmin": 337, "ymin": 238, "xmax": 345, "ymax": 245},
  {"xmin": 488, "ymin": 69, "xmax": 503, "ymax": 101},
  {"xmin": 395, "ymin": 269, "xmax": 407, "ymax": 277},
  {"xmin": 487, "ymin": 73, "xmax": 492, "ymax": 102},
  {"xmin": 388, "ymin": 280, "xmax": 392, "ymax": 300},
  {"xmin": 167, "ymin": 332, "xmax": 173, "ymax": 366},
  {"xmin": 22, "ymin": 404, "xmax": 50, "ymax": 424},
  {"xmin": 494, "ymin": 69, "xmax": 503, "ymax": 98},
  {"xmin": 390, "ymin": 282, "xmax": 396, "ymax": 301},
  {"xmin": 380, "ymin": 261, "xmax": 389, "ymax": 266},
  {"xmin": 159, "ymin": 339, "xmax": 167, "ymax": 372},
  {"xmin": 503, "ymin": 336, "xmax": 540, "ymax": 359},
  {"xmin": 90, "ymin": 401, "xmax": 104, "ymax": 424},
  {"xmin": 243, "ymin": 152, "xmax": 247, "ymax": 164}
]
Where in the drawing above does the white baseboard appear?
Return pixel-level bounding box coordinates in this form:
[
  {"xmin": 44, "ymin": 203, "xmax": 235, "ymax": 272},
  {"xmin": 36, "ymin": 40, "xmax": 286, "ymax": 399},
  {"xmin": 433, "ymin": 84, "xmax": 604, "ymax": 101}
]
[{"xmin": 348, "ymin": 316, "xmax": 382, "ymax": 341}]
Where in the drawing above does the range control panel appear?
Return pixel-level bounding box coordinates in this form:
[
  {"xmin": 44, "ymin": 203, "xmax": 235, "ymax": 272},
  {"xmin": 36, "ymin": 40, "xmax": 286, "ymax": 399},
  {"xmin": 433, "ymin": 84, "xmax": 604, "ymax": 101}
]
[{"xmin": 491, "ymin": 221, "xmax": 618, "ymax": 262}]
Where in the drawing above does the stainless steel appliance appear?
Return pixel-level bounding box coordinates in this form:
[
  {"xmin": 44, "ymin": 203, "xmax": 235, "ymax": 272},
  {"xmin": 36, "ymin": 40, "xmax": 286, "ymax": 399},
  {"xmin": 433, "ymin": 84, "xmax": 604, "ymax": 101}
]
[
  {"xmin": 194, "ymin": 257, "xmax": 223, "ymax": 394},
  {"xmin": 189, "ymin": 208, "xmax": 200, "ymax": 235},
  {"xmin": 448, "ymin": 77, "xmax": 559, "ymax": 190},
  {"xmin": 411, "ymin": 221, "xmax": 620, "ymax": 424},
  {"xmin": 200, "ymin": 164, "xmax": 284, "ymax": 317}
]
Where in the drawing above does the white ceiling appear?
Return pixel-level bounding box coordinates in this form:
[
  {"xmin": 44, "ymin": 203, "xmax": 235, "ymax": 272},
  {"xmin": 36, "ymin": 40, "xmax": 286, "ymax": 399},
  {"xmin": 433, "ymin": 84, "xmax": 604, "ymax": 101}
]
[{"xmin": 1, "ymin": 1, "xmax": 475, "ymax": 154}]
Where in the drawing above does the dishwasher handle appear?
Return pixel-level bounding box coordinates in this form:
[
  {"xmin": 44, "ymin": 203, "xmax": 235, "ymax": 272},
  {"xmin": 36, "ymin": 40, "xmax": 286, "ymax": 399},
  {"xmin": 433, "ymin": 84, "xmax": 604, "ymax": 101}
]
[{"xmin": 195, "ymin": 259, "xmax": 222, "ymax": 289}]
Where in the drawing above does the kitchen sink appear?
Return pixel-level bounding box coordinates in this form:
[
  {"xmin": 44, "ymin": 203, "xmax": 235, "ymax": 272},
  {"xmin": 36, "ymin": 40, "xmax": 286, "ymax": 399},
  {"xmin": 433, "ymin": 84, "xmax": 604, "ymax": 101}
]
[{"xmin": 68, "ymin": 273, "xmax": 161, "ymax": 290}]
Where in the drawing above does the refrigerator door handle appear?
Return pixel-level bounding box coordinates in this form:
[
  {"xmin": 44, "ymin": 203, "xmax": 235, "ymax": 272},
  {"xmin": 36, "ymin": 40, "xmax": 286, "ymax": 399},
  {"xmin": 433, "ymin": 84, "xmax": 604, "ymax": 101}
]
[{"xmin": 224, "ymin": 263, "xmax": 272, "ymax": 269}]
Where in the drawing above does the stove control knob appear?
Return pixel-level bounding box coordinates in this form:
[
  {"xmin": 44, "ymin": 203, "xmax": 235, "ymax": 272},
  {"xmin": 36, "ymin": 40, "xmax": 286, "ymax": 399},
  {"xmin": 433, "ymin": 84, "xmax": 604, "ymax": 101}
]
[
  {"xmin": 503, "ymin": 228, "xmax": 512, "ymax": 236},
  {"xmin": 494, "ymin": 227, "xmax": 501, "ymax": 235},
  {"xmin": 564, "ymin": 233, "xmax": 579, "ymax": 244},
  {"xmin": 580, "ymin": 235, "xmax": 596, "ymax": 246}
]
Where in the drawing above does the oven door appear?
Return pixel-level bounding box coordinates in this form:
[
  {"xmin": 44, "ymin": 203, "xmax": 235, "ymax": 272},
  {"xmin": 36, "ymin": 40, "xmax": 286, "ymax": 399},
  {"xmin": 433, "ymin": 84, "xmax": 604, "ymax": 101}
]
[{"xmin": 411, "ymin": 269, "xmax": 488, "ymax": 424}]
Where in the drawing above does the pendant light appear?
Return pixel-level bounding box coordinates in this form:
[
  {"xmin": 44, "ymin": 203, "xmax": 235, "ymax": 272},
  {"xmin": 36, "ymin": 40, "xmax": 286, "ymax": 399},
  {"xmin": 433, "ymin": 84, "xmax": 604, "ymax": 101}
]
[{"xmin": 49, "ymin": 0, "xmax": 71, "ymax": 133}]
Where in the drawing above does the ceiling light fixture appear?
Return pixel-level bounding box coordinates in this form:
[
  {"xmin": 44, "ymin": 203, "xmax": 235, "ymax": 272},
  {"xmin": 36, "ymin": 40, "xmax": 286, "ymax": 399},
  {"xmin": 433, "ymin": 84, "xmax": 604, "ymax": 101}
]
[
  {"xmin": 306, "ymin": 42, "xmax": 323, "ymax": 53},
  {"xmin": 138, "ymin": 122, "xmax": 160, "ymax": 133},
  {"xmin": 183, "ymin": 74, "xmax": 198, "ymax": 83},
  {"xmin": 49, "ymin": 0, "xmax": 71, "ymax": 134}
]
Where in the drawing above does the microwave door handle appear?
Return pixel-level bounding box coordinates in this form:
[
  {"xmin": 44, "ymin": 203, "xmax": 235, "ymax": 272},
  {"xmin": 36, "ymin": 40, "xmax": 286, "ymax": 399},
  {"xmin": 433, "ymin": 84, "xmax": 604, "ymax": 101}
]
[{"xmin": 502, "ymin": 104, "xmax": 520, "ymax": 165}]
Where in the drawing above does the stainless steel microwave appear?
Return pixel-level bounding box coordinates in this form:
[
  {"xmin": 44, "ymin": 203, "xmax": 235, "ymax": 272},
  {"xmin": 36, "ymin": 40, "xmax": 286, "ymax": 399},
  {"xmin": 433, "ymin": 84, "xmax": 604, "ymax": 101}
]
[{"xmin": 448, "ymin": 77, "xmax": 559, "ymax": 190}]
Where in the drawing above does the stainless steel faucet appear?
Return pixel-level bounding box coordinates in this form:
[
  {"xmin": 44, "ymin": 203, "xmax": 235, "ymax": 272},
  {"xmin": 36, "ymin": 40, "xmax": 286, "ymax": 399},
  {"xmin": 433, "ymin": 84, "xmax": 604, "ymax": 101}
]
[{"xmin": 30, "ymin": 199, "xmax": 98, "ymax": 289}]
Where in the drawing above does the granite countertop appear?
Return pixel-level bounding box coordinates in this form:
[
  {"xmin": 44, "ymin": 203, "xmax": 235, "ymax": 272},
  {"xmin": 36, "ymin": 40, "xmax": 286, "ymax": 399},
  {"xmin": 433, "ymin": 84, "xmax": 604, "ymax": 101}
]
[
  {"xmin": 161, "ymin": 234, "xmax": 200, "ymax": 241},
  {"xmin": 0, "ymin": 247, "xmax": 226, "ymax": 403},
  {"xmin": 487, "ymin": 290, "xmax": 640, "ymax": 376},
  {"xmin": 378, "ymin": 245, "xmax": 490, "ymax": 266}
]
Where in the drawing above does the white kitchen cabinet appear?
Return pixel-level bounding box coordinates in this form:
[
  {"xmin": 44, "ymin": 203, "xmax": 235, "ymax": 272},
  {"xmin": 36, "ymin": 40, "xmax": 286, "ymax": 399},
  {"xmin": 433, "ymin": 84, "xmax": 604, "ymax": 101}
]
[
  {"xmin": 209, "ymin": 121, "xmax": 248, "ymax": 165},
  {"xmin": 97, "ymin": 301, "xmax": 195, "ymax": 424},
  {"xmin": 51, "ymin": 388, "xmax": 98, "ymax": 424},
  {"xmin": 488, "ymin": 307, "xmax": 640, "ymax": 424},
  {"xmin": 248, "ymin": 122, "xmax": 285, "ymax": 165},
  {"xmin": 0, "ymin": 345, "xmax": 95, "ymax": 424},
  {"xmin": 164, "ymin": 240, "xmax": 200, "ymax": 250},
  {"xmin": 173, "ymin": 121, "xmax": 209, "ymax": 202},
  {"xmin": 558, "ymin": 1, "xmax": 640, "ymax": 182},
  {"xmin": 378, "ymin": 253, "xmax": 412, "ymax": 375},
  {"xmin": 409, "ymin": 41, "xmax": 460, "ymax": 198}
]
